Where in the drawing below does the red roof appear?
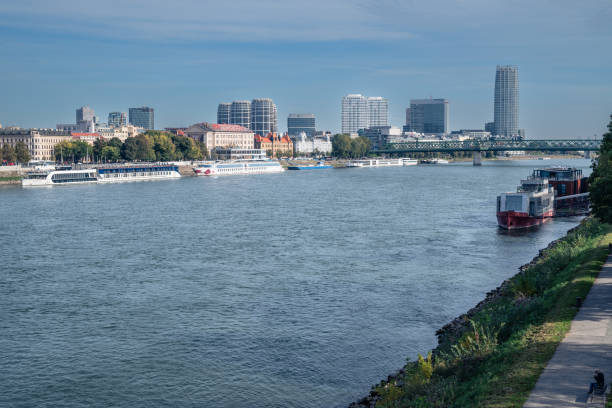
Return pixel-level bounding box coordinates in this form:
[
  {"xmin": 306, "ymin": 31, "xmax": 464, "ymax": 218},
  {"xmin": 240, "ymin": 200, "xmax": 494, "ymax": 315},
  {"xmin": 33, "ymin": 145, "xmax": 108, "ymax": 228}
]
[
  {"xmin": 193, "ymin": 122, "xmax": 250, "ymax": 132},
  {"xmin": 254, "ymin": 134, "xmax": 271, "ymax": 143},
  {"xmin": 71, "ymin": 132, "xmax": 100, "ymax": 138}
]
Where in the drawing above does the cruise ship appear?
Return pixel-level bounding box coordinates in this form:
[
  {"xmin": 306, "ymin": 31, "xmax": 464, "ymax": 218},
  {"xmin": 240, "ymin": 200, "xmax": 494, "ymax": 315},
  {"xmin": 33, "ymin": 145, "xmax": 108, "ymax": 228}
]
[
  {"xmin": 346, "ymin": 158, "xmax": 417, "ymax": 168},
  {"xmin": 194, "ymin": 160, "xmax": 284, "ymax": 176},
  {"xmin": 22, "ymin": 168, "xmax": 99, "ymax": 186},
  {"xmin": 97, "ymin": 165, "xmax": 181, "ymax": 183},
  {"xmin": 22, "ymin": 165, "xmax": 181, "ymax": 186}
]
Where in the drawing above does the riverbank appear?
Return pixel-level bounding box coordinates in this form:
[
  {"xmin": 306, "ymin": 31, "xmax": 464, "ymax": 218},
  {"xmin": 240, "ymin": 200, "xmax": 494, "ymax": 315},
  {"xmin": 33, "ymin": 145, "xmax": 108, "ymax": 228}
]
[
  {"xmin": 0, "ymin": 176, "xmax": 21, "ymax": 185},
  {"xmin": 351, "ymin": 218, "xmax": 612, "ymax": 408}
]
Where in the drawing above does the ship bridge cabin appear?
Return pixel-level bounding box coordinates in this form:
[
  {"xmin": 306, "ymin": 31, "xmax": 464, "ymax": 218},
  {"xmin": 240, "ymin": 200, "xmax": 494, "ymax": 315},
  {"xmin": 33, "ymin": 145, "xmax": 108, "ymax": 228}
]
[
  {"xmin": 518, "ymin": 177, "xmax": 550, "ymax": 193},
  {"xmin": 532, "ymin": 167, "xmax": 588, "ymax": 197}
]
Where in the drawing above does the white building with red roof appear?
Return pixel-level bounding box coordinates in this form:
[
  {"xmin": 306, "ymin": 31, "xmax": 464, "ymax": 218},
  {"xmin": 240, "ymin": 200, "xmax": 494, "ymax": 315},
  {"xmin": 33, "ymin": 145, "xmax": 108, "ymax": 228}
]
[{"xmin": 185, "ymin": 122, "xmax": 254, "ymax": 151}]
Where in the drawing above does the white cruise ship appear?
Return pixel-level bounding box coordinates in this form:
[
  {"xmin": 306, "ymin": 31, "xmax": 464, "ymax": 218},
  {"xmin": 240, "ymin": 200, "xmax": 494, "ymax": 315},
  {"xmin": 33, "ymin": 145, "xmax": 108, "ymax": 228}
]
[
  {"xmin": 345, "ymin": 159, "xmax": 410, "ymax": 168},
  {"xmin": 22, "ymin": 165, "xmax": 181, "ymax": 186},
  {"xmin": 194, "ymin": 160, "xmax": 284, "ymax": 176},
  {"xmin": 96, "ymin": 165, "xmax": 181, "ymax": 183},
  {"xmin": 22, "ymin": 169, "xmax": 99, "ymax": 186}
]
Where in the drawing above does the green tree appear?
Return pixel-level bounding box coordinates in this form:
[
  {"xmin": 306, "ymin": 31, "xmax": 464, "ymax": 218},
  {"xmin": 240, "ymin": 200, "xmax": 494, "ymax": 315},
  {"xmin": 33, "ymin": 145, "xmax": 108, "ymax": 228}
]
[
  {"xmin": 108, "ymin": 137, "xmax": 123, "ymax": 150},
  {"xmin": 152, "ymin": 132, "xmax": 176, "ymax": 161},
  {"xmin": 54, "ymin": 141, "xmax": 73, "ymax": 163},
  {"xmin": 93, "ymin": 138, "xmax": 108, "ymax": 162},
  {"xmin": 589, "ymin": 114, "xmax": 612, "ymax": 223},
  {"xmin": 2, "ymin": 144, "xmax": 16, "ymax": 164},
  {"xmin": 14, "ymin": 141, "xmax": 31, "ymax": 163},
  {"xmin": 121, "ymin": 137, "xmax": 138, "ymax": 161},
  {"xmin": 332, "ymin": 134, "xmax": 352, "ymax": 158},
  {"xmin": 351, "ymin": 136, "xmax": 371, "ymax": 158},
  {"xmin": 135, "ymin": 134, "xmax": 156, "ymax": 161},
  {"xmin": 72, "ymin": 140, "xmax": 91, "ymax": 162},
  {"xmin": 184, "ymin": 139, "xmax": 202, "ymax": 160},
  {"xmin": 171, "ymin": 134, "xmax": 190, "ymax": 160},
  {"xmin": 101, "ymin": 146, "xmax": 120, "ymax": 162}
]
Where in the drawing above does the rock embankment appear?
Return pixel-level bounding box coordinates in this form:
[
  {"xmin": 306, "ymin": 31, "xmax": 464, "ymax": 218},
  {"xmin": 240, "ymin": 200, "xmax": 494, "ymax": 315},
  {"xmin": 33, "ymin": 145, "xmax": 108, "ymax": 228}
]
[
  {"xmin": 0, "ymin": 168, "xmax": 23, "ymax": 185},
  {"xmin": 349, "ymin": 223, "xmax": 582, "ymax": 408}
]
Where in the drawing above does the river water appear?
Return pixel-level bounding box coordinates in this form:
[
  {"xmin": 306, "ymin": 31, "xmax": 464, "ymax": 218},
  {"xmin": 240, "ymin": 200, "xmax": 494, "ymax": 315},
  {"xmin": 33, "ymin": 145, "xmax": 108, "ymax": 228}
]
[{"xmin": 0, "ymin": 159, "xmax": 591, "ymax": 407}]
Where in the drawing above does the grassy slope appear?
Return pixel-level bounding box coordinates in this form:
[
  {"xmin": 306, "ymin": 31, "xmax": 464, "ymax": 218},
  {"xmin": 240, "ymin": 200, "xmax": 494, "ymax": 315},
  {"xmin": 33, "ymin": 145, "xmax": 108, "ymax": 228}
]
[{"xmin": 374, "ymin": 219, "xmax": 612, "ymax": 408}]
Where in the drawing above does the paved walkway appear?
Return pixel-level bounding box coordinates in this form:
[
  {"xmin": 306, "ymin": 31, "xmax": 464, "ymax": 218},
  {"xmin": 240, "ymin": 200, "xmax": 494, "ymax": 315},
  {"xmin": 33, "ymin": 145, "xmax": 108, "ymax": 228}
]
[{"xmin": 524, "ymin": 253, "xmax": 612, "ymax": 407}]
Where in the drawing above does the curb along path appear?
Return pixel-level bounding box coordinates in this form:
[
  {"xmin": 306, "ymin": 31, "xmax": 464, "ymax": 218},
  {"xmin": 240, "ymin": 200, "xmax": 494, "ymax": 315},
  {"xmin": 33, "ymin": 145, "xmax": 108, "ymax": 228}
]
[{"xmin": 524, "ymin": 253, "xmax": 612, "ymax": 407}]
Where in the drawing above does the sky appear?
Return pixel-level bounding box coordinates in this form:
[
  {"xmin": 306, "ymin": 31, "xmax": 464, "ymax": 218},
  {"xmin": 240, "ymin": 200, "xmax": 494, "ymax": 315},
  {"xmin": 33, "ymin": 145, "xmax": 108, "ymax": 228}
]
[{"xmin": 0, "ymin": 0, "xmax": 611, "ymax": 138}]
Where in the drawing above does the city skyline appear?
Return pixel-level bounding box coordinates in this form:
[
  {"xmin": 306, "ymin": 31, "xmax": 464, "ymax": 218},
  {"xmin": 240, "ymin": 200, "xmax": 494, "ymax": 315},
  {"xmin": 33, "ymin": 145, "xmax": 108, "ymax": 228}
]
[{"xmin": 0, "ymin": 1, "xmax": 611, "ymax": 137}]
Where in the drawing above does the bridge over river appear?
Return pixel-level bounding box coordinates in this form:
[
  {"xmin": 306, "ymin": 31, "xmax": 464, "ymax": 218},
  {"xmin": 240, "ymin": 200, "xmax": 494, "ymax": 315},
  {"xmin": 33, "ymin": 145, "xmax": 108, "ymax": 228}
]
[{"xmin": 373, "ymin": 139, "xmax": 601, "ymax": 165}]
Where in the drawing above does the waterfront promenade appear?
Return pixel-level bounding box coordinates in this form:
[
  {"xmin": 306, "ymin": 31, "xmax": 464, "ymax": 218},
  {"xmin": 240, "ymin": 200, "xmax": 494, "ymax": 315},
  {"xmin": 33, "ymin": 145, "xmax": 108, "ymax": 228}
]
[{"xmin": 524, "ymin": 253, "xmax": 612, "ymax": 407}]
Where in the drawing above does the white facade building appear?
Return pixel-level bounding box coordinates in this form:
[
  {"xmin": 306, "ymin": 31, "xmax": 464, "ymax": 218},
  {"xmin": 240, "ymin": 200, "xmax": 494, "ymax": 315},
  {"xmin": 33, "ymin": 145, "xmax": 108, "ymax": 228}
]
[
  {"xmin": 341, "ymin": 94, "xmax": 369, "ymax": 134},
  {"xmin": 293, "ymin": 133, "xmax": 332, "ymax": 155},
  {"xmin": 494, "ymin": 65, "xmax": 519, "ymax": 138},
  {"xmin": 94, "ymin": 124, "xmax": 143, "ymax": 142},
  {"xmin": 367, "ymin": 97, "xmax": 388, "ymax": 127}
]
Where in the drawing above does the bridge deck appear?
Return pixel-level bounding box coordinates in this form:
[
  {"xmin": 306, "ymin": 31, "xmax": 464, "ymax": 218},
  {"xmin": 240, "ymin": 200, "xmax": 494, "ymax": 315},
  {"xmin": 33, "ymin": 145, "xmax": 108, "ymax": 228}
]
[{"xmin": 374, "ymin": 139, "xmax": 600, "ymax": 154}]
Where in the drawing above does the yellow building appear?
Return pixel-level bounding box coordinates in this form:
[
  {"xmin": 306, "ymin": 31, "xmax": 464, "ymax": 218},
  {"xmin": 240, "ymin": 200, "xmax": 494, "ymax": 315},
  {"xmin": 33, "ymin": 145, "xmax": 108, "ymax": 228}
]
[
  {"xmin": 254, "ymin": 132, "xmax": 293, "ymax": 157},
  {"xmin": 185, "ymin": 123, "xmax": 254, "ymax": 151},
  {"xmin": 0, "ymin": 128, "xmax": 72, "ymax": 161}
]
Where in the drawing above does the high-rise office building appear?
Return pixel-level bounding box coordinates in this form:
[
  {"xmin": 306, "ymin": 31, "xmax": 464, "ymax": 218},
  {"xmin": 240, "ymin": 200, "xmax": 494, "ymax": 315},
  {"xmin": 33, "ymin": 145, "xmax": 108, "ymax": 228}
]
[
  {"xmin": 230, "ymin": 101, "xmax": 251, "ymax": 129},
  {"xmin": 341, "ymin": 94, "xmax": 369, "ymax": 134},
  {"xmin": 76, "ymin": 105, "xmax": 95, "ymax": 124},
  {"xmin": 493, "ymin": 65, "xmax": 519, "ymax": 138},
  {"xmin": 217, "ymin": 103, "xmax": 231, "ymax": 124},
  {"xmin": 250, "ymin": 98, "xmax": 277, "ymax": 136},
  {"xmin": 409, "ymin": 98, "xmax": 449, "ymax": 134},
  {"xmin": 287, "ymin": 114, "xmax": 316, "ymax": 137},
  {"xmin": 129, "ymin": 106, "xmax": 154, "ymax": 130},
  {"xmin": 108, "ymin": 112, "xmax": 127, "ymax": 128},
  {"xmin": 367, "ymin": 97, "xmax": 388, "ymax": 127}
]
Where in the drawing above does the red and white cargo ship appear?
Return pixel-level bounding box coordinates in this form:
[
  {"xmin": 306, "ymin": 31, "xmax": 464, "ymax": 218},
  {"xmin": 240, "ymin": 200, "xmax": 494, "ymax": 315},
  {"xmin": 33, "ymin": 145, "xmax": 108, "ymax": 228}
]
[{"xmin": 496, "ymin": 175, "xmax": 555, "ymax": 230}]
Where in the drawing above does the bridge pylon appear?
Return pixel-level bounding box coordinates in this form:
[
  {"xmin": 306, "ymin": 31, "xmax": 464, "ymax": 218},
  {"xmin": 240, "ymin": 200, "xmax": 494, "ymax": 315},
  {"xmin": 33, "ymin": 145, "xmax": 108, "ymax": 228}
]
[{"xmin": 473, "ymin": 151, "xmax": 482, "ymax": 166}]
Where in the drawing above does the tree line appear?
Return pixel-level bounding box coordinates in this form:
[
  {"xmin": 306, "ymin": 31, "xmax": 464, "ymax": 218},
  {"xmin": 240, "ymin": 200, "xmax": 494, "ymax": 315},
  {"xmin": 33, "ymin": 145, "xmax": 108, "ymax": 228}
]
[
  {"xmin": 331, "ymin": 134, "xmax": 371, "ymax": 158},
  {"xmin": 589, "ymin": 114, "xmax": 612, "ymax": 223},
  {"xmin": 54, "ymin": 131, "xmax": 208, "ymax": 163},
  {"xmin": 1, "ymin": 142, "xmax": 31, "ymax": 164}
]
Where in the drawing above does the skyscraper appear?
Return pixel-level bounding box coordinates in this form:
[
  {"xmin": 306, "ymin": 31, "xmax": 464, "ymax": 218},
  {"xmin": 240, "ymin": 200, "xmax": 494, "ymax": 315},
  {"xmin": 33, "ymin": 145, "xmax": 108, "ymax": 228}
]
[
  {"xmin": 108, "ymin": 112, "xmax": 127, "ymax": 128},
  {"xmin": 217, "ymin": 103, "xmax": 231, "ymax": 124},
  {"xmin": 409, "ymin": 99, "xmax": 449, "ymax": 134},
  {"xmin": 287, "ymin": 114, "xmax": 316, "ymax": 137},
  {"xmin": 76, "ymin": 105, "xmax": 95, "ymax": 123},
  {"xmin": 493, "ymin": 65, "xmax": 519, "ymax": 138},
  {"xmin": 129, "ymin": 106, "xmax": 154, "ymax": 130},
  {"xmin": 341, "ymin": 94, "xmax": 368, "ymax": 134},
  {"xmin": 250, "ymin": 98, "xmax": 277, "ymax": 136},
  {"xmin": 367, "ymin": 97, "xmax": 388, "ymax": 127},
  {"xmin": 230, "ymin": 101, "xmax": 251, "ymax": 129}
]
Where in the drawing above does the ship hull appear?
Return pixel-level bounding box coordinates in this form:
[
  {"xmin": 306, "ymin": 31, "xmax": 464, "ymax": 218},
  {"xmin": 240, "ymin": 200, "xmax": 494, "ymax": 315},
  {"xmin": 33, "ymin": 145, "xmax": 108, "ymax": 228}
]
[
  {"xmin": 497, "ymin": 210, "xmax": 554, "ymax": 230},
  {"xmin": 287, "ymin": 165, "xmax": 333, "ymax": 170}
]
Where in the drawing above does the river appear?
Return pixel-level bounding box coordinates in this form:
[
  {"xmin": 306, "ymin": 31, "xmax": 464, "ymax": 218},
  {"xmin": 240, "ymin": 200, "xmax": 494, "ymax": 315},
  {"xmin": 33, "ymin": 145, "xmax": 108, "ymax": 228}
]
[{"xmin": 0, "ymin": 158, "xmax": 591, "ymax": 407}]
